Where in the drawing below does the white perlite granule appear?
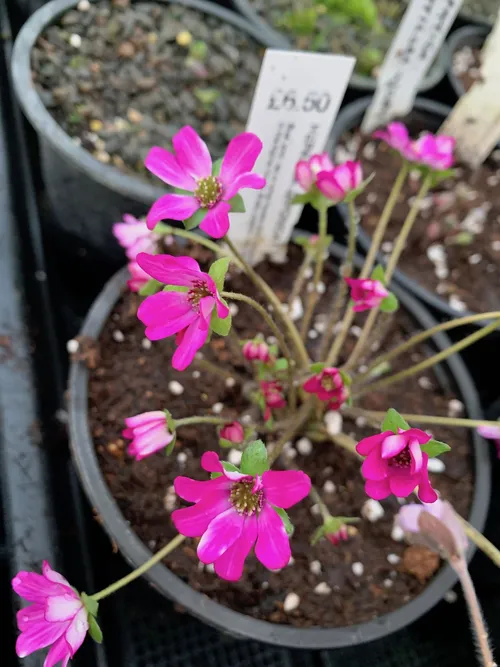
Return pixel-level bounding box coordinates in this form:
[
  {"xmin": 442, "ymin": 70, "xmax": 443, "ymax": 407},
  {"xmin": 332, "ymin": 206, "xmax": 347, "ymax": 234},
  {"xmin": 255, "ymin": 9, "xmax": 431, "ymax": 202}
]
[
  {"xmin": 361, "ymin": 499, "xmax": 385, "ymax": 523},
  {"xmin": 168, "ymin": 381, "xmax": 184, "ymax": 396},
  {"xmin": 296, "ymin": 437, "xmax": 313, "ymax": 455},
  {"xmin": 314, "ymin": 582, "xmax": 332, "ymax": 595},
  {"xmin": 66, "ymin": 339, "xmax": 79, "ymax": 354},
  {"xmin": 309, "ymin": 560, "xmax": 322, "ymax": 575},
  {"xmin": 283, "ymin": 593, "xmax": 300, "ymax": 613},
  {"xmin": 352, "ymin": 562, "xmax": 364, "ymax": 577}
]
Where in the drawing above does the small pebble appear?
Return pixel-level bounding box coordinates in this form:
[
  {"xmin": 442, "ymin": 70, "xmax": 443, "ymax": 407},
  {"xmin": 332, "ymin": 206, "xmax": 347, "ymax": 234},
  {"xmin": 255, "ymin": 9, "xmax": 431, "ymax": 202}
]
[
  {"xmin": 448, "ymin": 398, "xmax": 464, "ymax": 416},
  {"xmin": 309, "ymin": 560, "xmax": 322, "ymax": 575},
  {"xmin": 177, "ymin": 452, "xmax": 187, "ymax": 465},
  {"xmin": 66, "ymin": 339, "xmax": 79, "ymax": 354},
  {"xmin": 225, "ymin": 377, "xmax": 236, "ymax": 388},
  {"xmin": 304, "ymin": 267, "xmax": 313, "ymax": 279},
  {"xmin": 468, "ymin": 253, "xmax": 482, "ymax": 265},
  {"xmin": 241, "ymin": 414, "xmax": 253, "ymax": 425},
  {"xmin": 228, "ymin": 449, "xmax": 242, "ymax": 466},
  {"xmin": 352, "ymin": 562, "xmax": 364, "ymax": 577},
  {"xmin": 77, "ymin": 0, "xmax": 90, "ymax": 9},
  {"xmin": 288, "ymin": 557, "xmax": 295, "ymax": 567},
  {"xmin": 323, "ymin": 480, "xmax": 336, "ymax": 494},
  {"xmin": 229, "ymin": 303, "xmax": 239, "ymax": 316},
  {"xmin": 428, "ymin": 458, "xmax": 446, "ymax": 473},
  {"xmin": 362, "ymin": 499, "xmax": 385, "ymax": 522},
  {"xmin": 261, "ymin": 581, "xmax": 269, "ymax": 589},
  {"xmin": 355, "ymin": 416, "xmax": 367, "ymax": 428},
  {"xmin": 290, "ymin": 297, "xmax": 304, "ymax": 321},
  {"xmin": 35, "ymin": 270, "xmax": 47, "ymax": 281},
  {"xmin": 350, "ymin": 325, "xmax": 362, "ymax": 338},
  {"xmin": 69, "ymin": 33, "xmax": 82, "ymax": 48},
  {"xmin": 267, "ymin": 336, "xmax": 277, "ymax": 344},
  {"xmin": 383, "ymin": 579, "xmax": 394, "ymax": 588},
  {"xmin": 381, "ymin": 241, "xmax": 393, "ymax": 253},
  {"xmin": 197, "ymin": 562, "xmax": 205, "ymax": 572},
  {"xmin": 212, "ymin": 402, "xmax": 224, "ymax": 414},
  {"xmin": 418, "ymin": 376, "xmax": 432, "ymax": 390},
  {"xmin": 324, "ymin": 411, "xmax": 343, "ymax": 436},
  {"xmin": 168, "ymin": 381, "xmax": 184, "ymax": 396},
  {"xmin": 283, "ymin": 593, "xmax": 300, "ymax": 613},
  {"xmin": 205, "ymin": 563, "xmax": 215, "ymax": 574},
  {"xmin": 363, "ymin": 142, "xmax": 376, "ymax": 160},
  {"xmin": 317, "ymin": 282, "xmax": 326, "ymax": 294},
  {"xmin": 314, "ymin": 318, "xmax": 327, "ymax": 333},
  {"xmin": 449, "ymin": 294, "xmax": 467, "ymax": 313},
  {"xmin": 308, "ymin": 329, "xmax": 318, "ymax": 340},
  {"xmin": 387, "ymin": 553, "xmax": 400, "ymax": 565},
  {"xmin": 391, "ymin": 524, "xmax": 405, "ymax": 542},
  {"xmin": 492, "ymin": 240, "xmax": 500, "ymax": 252},
  {"xmin": 141, "ymin": 338, "xmax": 152, "ymax": 350},
  {"xmin": 296, "ymin": 437, "xmax": 313, "ymax": 455},
  {"xmin": 310, "ymin": 504, "xmax": 321, "ymax": 516},
  {"xmin": 55, "ymin": 408, "xmax": 69, "ymax": 424},
  {"xmin": 112, "ymin": 330, "xmax": 125, "ymax": 343},
  {"xmin": 444, "ymin": 590, "xmax": 457, "ymax": 603},
  {"xmin": 314, "ymin": 582, "xmax": 332, "ymax": 595},
  {"xmin": 192, "ymin": 370, "xmax": 201, "ymax": 379}
]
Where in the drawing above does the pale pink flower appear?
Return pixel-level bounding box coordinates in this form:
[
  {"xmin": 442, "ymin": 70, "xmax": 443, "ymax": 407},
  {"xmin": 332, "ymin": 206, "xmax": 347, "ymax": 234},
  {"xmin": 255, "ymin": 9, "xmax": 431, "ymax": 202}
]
[
  {"xmin": 127, "ymin": 260, "xmax": 150, "ymax": 292},
  {"xmin": 356, "ymin": 428, "xmax": 438, "ymax": 503},
  {"xmin": 260, "ymin": 380, "xmax": 286, "ymax": 421},
  {"xmin": 242, "ymin": 340, "xmax": 271, "ymax": 363},
  {"xmin": 345, "ymin": 277, "xmax": 389, "ymax": 312},
  {"xmin": 397, "ymin": 499, "xmax": 467, "ymax": 555},
  {"xmin": 12, "ymin": 562, "xmax": 89, "ymax": 666},
  {"xmin": 478, "ymin": 424, "xmax": 500, "ymax": 459},
  {"xmin": 123, "ymin": 411, "xmax": 174, "ymax": 460},
  {"xmin": 112, "ymin": 214, "xmax": 157, "ymax": 260},
  {"xmin": 295, "ymin": 153, "xmax": 334, "ymax": 191},
  {"xmin": 302, "ymin": 367, "xmax": 349, "ymax": 409},
  {"xmin": 219, "ymin": 421, "xmax": 244, "ymax": 444},
  {"xmin": 316, "ymin": 161, "xmax": 363, "ymax": 203},
  {"xmin": 373, "ymin": 122, "xmax": 412, "ymax": 158},
  {"xmin": 144, "ymin": 127, "xmax": 266, "ymax": 237},
  {"xmin": 408, "ymin": 134, "xmax": 455, "ymax": 171},
  {"xmin": 172, "ymin": 451, "xmax": 311, "ymax": 580},
  {"xmin": 136, "ymin": 253, "xmax": 229, "ymax": 370}
]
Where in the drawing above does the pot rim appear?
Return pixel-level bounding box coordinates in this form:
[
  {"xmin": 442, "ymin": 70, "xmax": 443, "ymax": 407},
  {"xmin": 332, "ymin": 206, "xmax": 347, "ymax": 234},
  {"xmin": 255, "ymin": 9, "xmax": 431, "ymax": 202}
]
[
  {"xmin": 445, "ymin": 25, "xmax": 490, "ymax": 99},
  {"xmin": 11, "ymin": 0, "xmax": 276, "ymax": 206},
  {"xmin": 230, "ymin": 0, "xmax": 447, "ymax": 92},
  {"xmin": 68, "ymin": 240, "xmax": 490, "ymax": 649}
]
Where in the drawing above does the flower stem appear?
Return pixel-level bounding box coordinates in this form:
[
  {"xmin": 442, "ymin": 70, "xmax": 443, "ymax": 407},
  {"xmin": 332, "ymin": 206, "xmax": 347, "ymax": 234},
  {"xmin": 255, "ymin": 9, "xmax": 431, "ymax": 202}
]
[
  {"xmin": 461, "ymin": 519, "xmax": 500, "ymax": 569},
  {"xmin": 353, "ymin": 318, "xmax": 500, "ymax": 398},
  {"xmin": 288, "ymin": 248, "xmax": 315, "ymax": 307},
  {"xmin": 300, "ymin": 204, "xmax": 329, "ymax": 340},
  {"xmin": 175, "ymin": 416, "xmax": 229, "ymax": 428},
  {"xmin": 194, "ymin": 357, "xmax": 244, "ymax": 383},
  {"xmin": 345, "ymin": 407, "xmax": 500, "ymax": 430},
  {"xmin": 223, "ymin": 236, "xmax": 310, "ymax": 368},
  {"xmin": 92, "ymin": 534, "xmax": 185, "ymax": 602},
  {"xmin": 154, "ymin": 224, "xmax": 239, "ymax": 264},
  {"xmin": 310, "ymin": 485, "xmax": 331, "ymax": 522},
  {"xmin": 268, "ymin": 401, "xmax": 313, "ymax": 465}
]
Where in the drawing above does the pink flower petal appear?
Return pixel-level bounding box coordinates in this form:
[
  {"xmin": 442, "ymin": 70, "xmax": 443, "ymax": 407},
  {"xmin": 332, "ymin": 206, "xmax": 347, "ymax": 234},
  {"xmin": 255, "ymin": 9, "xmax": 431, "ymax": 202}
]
[
  {"xmin": 364, "ymin": 478, "xmax": 391, "ymax": 500},
  {"xmin": 224, "ymin": 173, "xmax": 266, "ymax": 201},
  {"xmin": 136, "ymin": 253, "xmax": 202, "ymax": 286},
  {"xmin": 316, "ymin": 172, "xmax": 344, "ymax": 201},
  {"xmin": 173, "ymin": 126, "xmax": 212, "ymax": 180},
  {"xmin": 295, "ymin": 161, "xmax": 313, "ymax": 190},
  {"xmin": 197, "ymin": 508, "xmax": 244, "ymax": 563},
  {"xmin": 262, "ymin": 470, "xmax": 311, "ymax": 508},
  {"xmin": 146, "ymin": 194, "xmax": 200, "ymax": 229},
  {"xmin": 172, "ymin": 318, "xmax": 209, "ymax": 370},
  {"xmin": 216, "ymin": 297, "xmax": 230, "ymax": 319},
  {"xmin": 12, "ymin": 572, "xmax": 69, "ymax": 603},
  {"xmin": 416, "ymin": 454, "xmax": 438, "ymax": 503},
  {"xmin": 388, "ymin": 473, "xmax": 418, "ymax": 498},
  {"xmin": 45, "ymin": 595, "xmax": 83, "ymax": 623},
  {"xmin": 302, "ymin": 376, "xmax": 320, "ymax": 394},
  {"xmin": 356, "ymin": 432, "xmax": 387, "ymax": 456},
  {"xmin": 124, "ymin": 411, "xmax": 165, "ymax": 429},
  {"xmin": 174, "ymin": 476, "xmax": 230, "ymax": 503},
  {"xmin": 254, "ymin": 504, "xmax": 290, "ymax": 570},
  {"xmin": 380, "ymin": 434, "xmax": 407, "ymax": 459},
  {"xmin": 172, "ymin": 491, "xmax": 231, "ymax": 537},
  {"xmin": 42, "ymin": 563, "xmax": 72, "ymax": 589},
  {"xmin": 201, "ymin": 451, "xmax": 224, "ymax": 473},
  {"xmin": 64, "ymin": 607, "xmax": 88, "ymax": 656},
  {"xmin": 403, "ymin": 428, "xmax": 432, "ymax": 445},
  {"xmin": 199, "ymin": 201, "xmax": 231, "ymax": 239},
  {"xmin": 397, "ymin": 504, "xmax": 425, "ymax": 533},
  {"xmin": 409, "ymin": 439, "xmax": 423, "ymax": 474},
  {"xmin": 361, "ymin": 449, "xmax": 388, "ymax": 481},
  {"xmin": 144, "ymin": 146, "xmax": 196, "ymax": 190},
  {"xmin": 214, "ymin": 515, "xmax": 258, "ymax": 581},
  {"xmin": 219, "ymin": 133, "xmax": 263, "ymax": 184},
  {"xmin": 43, "ymin": 635, "xmax": 72, "ymax": 667},
  {"xmin": 138, "ymin": 292, "xmax": 197, "ymax": 340},
  {"xmin": 478, "ymin": 425, "xmax": 500, "ymax": 439},
  {"xmin": 16, "ymin": 617, "xmax": 66, "ymax": 658}
]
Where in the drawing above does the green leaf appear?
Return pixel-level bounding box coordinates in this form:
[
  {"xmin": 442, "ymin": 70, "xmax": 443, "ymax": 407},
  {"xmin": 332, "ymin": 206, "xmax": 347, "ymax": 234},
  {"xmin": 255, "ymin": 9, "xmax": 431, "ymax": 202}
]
[
  {"xmin": 240, "ymin": 439, "xmax": 269, "ymax": 476},
  {"xmin": 274, "ymin": 507, "xmax": 294, "ymax": 537},
  {"xmin": 163, "ymin": 284, "xmax": 189, "ymax": 292},
  {"xmin": 381, "ymin": 408, "xmax": 410, "ymax": 434},
  {"xmin": 310, "ymin": 362, "xmax": 325, "ymax": 374},
  {"xmin": 166, "ymin": 432, "xmax": 177, "ymax": 456},
  {"xmin": 212, "ymin": 158, "xmax": 223, "ymax": 177},
  {"xmin": 339, "ymin": 369, "xmax": 352, "ymax": 386},
  {"xmin": 421, "ymin": 439, "xmax": 451, "ymax": 458},
  {"xmin": 210, "ymin": 310, "xmax": 232, "ymax": 336},
  {"xmin": 88, "ymin": 615, "xmax": 103, "ymax": 644},
  {"xmin": 379, "ymin": 292, "xmax": 399, "ymax": 313},
  {"xmin": 228, "ymin": 193, "xmax": 246, "ymax": 213},
  {"xmin": 311, "ymin": 525, "xmax": 326, "ymax": 546},
  {"xmin": 291, "ymin": 193, "xmax": 312, "ymax": 206},
  {"xmin": 221, "ymin": 461, "xmax": 241, "ymax": 473},
  {"xmin": 193, "ymin": 87, "xmax": 220, "ymax": 106},
  {"xmin": 81, "ymin": 592, "xmax": 99, "ymax": 618},
  {"xmin": 447, "ymin": 231, "xmax": 475, "ymax": 246},
  {"xmin": 164, "ymin": 409, "xmax": 176, "ymax": 433},
  {"xmin": 209, "ymin": 257, "xmax": 231, "ymax": 292},
  {"xmin": 184, "ymin": 207, "xmax": 207, "ymax": 231},
  {"xmin": 370, "ymin": 265, "xmax": 386, "ymax": 284},
  {"xmin": 293, "ymin": 234, "xmax": 311, "ymax": 247},
  {"xmin": 219, "ymin": 437, "xmax": 235, "ymax": 449},
  {"xmin": 274, "ymin": 358, "xmax": 289, "ymax": 371},
  {"xmin": 430, "ymin": 168, "xmax": 456, "ymax": 187},
  {"xmin": 139, "ymin": 278, "xmax": 163, "ymax": 296},
  {"xmin": 343, "ymin": 172, "xmax": 375, "ymax": 203},
  {"xmin": 210, "ymin": 472, "xmax": 223, "ymax": 479},
  {"xmin": 368, "ymin": 360, "xmax": 391, "ymax": 378}
]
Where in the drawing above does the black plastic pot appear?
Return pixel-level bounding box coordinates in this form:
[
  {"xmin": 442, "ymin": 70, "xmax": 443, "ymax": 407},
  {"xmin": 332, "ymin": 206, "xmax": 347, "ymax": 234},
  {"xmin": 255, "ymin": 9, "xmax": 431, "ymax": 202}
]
[
  {"xmin": 11, "ymin": 0, "xmax": 277, "ymax": 262},
  {"xmin": 68, "ymin": 240, "xmax": 490, "ymax": 650},
  {"xmin": 446, "ymin": 25, "xmax": 489, "ymax": 99},
  {"xmin": 230, "ymin": 0, "xmax": 447, "ymax": 93}
]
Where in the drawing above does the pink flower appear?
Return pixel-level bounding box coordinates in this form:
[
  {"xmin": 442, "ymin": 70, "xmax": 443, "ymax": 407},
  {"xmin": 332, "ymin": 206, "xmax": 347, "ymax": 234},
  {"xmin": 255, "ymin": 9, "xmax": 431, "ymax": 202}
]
[
  {"xmin": 136, "ymin": 253, "xmax": 229, "ymax": 370},
  {"xmin": 220, "ymin": 421, "xmax": 244, "ymax": 444},
  {"xmin": 144, "ymin": 127, "xmax": 266, "ymax": 237},
  {"xmin": 478, "ymin": 424, "xmax": 500, "ymax": 459},
  {"xmin": 408, "ymin": 134, "xmax": 455, "ymax": 171},
  {"xmin": 397, "ymin": 499, "xmax": 467, "ymax": 555},
  {"xmin": 243, "ymin": 340, "xmax": 271, "ymax": 363},
  {"xmin": 112, "ymin": 214, "xmax": 157, "ymax": 260},
  {"xmin": 326, "ymin": 524, "xmax": 349, "ymax": 546},
  {"xmin": 373, "ymin": 122, "xmax": 412, "ymax": 158},
  {"xmin": 172, "ymin": 451, "xmax": 311, "ymax": 580},
  {"xmin": 295, "ymin": 153, "xmax": 334, "ymax": 191},
  {"xmin": 345, "ymin": 277, "xmax": 389, "ymax": 312},
  {"xmin": 303, "ymin": 367, "xmax": 349, "ymax": 409},
  {"xmin": 127, "ymin": 260, "xmax": 150, "ymax": 292},
  {"xmin": 123, "ymin": 411, "xmax": 174, "ymax": 460},
  {"xmin": 12, "ymin": 561, "xmax": 89, "ymax": 666},
  {"xmin": 316, "ymin": 161, "xmax": 363, "ymax": 203},
  {"xmin": 261, "ymin": 380, "xmax": 286, "ymax": 420},
  {"xmin": 356, "ymin": 428, "xmax": 438, "ymax": 503}
]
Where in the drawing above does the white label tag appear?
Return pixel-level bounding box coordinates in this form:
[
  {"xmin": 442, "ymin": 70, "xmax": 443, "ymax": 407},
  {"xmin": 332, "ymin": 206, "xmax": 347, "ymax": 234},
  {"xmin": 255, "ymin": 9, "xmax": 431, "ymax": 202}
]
[
  {"xmin": 230, "ymin": 49, "xmax": 355, "ymax": 265},
  {"xmin": 362, "ymin": 0, "xmax": 463, "ymax": 134}
]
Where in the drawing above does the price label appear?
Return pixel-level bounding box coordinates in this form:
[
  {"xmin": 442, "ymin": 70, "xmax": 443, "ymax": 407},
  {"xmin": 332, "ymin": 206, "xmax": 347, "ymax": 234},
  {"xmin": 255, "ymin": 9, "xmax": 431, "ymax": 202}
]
[
  {"xmin": 362, "ymin": 0, "xmax": 463, "ymax": 134},
  {"xmin": 229, "ymin": 49, "xmax": 355, "ymax": 265}
]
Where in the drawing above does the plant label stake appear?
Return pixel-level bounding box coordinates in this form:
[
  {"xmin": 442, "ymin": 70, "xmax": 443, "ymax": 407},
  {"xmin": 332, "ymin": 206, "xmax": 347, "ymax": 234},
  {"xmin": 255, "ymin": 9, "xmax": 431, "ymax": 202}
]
[
  {"xmin": 362, "ymin": 0, "xmax": 463, "ymax": 134},
  {"xmin": 441, "ymin": 9, "xmax": 500, "ymax": 169},
  {"xmin": 230, "ymin": 49, "xmax": 354, "ymax": 265}
]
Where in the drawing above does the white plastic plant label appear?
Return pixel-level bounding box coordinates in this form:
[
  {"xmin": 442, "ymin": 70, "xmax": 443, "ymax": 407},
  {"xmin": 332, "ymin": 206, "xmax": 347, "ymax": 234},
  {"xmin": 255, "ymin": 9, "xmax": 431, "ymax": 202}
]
[
  {"xmin": 361, "ymin": 0, "xmax": 463, "ymax": 134},
  {"xmin": 230, "ymin": 49, "xmax": 355, "ymax": 265}
]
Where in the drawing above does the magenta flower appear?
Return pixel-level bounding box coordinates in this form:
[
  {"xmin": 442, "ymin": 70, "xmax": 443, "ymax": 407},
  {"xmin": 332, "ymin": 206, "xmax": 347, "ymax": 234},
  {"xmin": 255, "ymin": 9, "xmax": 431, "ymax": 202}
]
[
  {"xmin": 243, "ymin": 340, "xmax": 272, "ymax": 363},
  {"xmin": 397, "ymin": 499, "xmax": 467, "ymax": 555},
  {"xmin": 112, "ymin": 214, "xmax": 157, "ymax": 260},
  {"xmin": 219, "ymin": 421, "xmax": 244, "ymax": 444},
  {"xmin": 295, "ymin": 153, "xmax": 334, "ymax": 191},
  {"xmin": 136, "ymin": 253, "xmax": 229, "ymax": 370},
  {"xmin": 408, "ymin": 133, "xmax": 455, "ymax": 171},
  {"xmin": 12, "ymin": 562, "xmax": 89, "ymax": 666},
  {"xmin": 123, "ymin": 411, "xmax": 174, "ymax": 460},
  {"xmin": 172, "ymin": 451, "xmax": 311, "ymax": 580},
  {"xmin": 144, "ymin": 127, "xmax": 266, "ymax": 237},
  {"xmin": 303, "ymin": 367, "xmax": 349, "ymax": 409},
  {"xmin": 478, "ymin": 424, "xmax": 500, "ymax": 459},
  {"xmin": 356, "ymin": 428, "xmax": 438, "ymax": 503},
  {"xmin": 345, "ymin": 277, "xmax": 389, "ymax": 312},
  {"xmin": 261, "ymin": 380, "xmax": 286, "ymax": 421},
  {"xmin": 316, "ymin": 161, "xmax": 363, "ymax": 203},
  {"xmin": 127, "ymin": 260, "xmax": 151, "ymax": 293},
  {"xmin": 326, "ymin": 524, "xmax": 349, "ymax": 546},
  {"xmin": 373, "ymin": 122, "xmax": 412, "ymax": 158}
]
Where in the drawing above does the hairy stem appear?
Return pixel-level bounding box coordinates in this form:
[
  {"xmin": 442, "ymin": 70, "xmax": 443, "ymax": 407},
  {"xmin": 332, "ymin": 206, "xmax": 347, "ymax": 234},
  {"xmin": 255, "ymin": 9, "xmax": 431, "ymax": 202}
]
[
  {"xmin": 194, "ymin": 357, "xmax": 244, "ymax": 383},
  {"xmin": 310, "ymin": 485, "xmax": 331, "ymax": 522},
  {"xmin": 175, "ymin": 416, "xmax": 229, "ymax": 427},
  {"xmin": 268, "ymin": 401, "xmax": 313, "ymax": 465},
  {"xmin": 288, "ymin": 248, "xmax": 315, "ymax": 307},
  {"xmin": 92, "ymin": 534, "xmax": 185, "ymax": 601},
  {"xmin": 300, "ymin": 205, "xmax": 329, "ymax": 340},
  {"xmin": 461, "ymin": 519, "xmax": 500, "ymax": 569},
  {"xmin": 344, "ymin": 408, "xmax": 500, "ymax": 430}
]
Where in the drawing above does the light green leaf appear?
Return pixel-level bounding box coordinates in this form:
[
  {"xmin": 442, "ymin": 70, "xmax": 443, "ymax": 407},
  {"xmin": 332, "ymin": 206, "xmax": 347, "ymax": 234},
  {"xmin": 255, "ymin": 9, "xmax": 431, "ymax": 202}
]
[
  {"xmin": 210, "ymin": 310, "xmax": 232, "ymax": 336},
  {"xmin": 339, "ymin": 369, "xmax": 352, "ymax": 386},
  {"xmin": 184, "ymin": 207, "xmax": 207, "ymax": 231},
  {"xmin": 219, "ymin": 437, "xmax": 235, "ymax": 449},
  {"xmin": 166, "ymin": 432, "xmax": 177, "ymax": 456},
  {"xmin": 381, "ymin": 408, "xmax": 410, "ymax": 434},
  {"xmin": 81, "ymin": 592, "xmax": 99, "ymax": 618},
  {"xmin": 193, "ymin": 87, "xmax": 220, "ymax": 106},
  {"xmin": 139, "ymin": 279, "xmax": 163, "ymax": 296},
  {"xmin": 221, "ymin": 461, "xmax": 241, "ymax": 473},
  {"xmin": 310, "ymin": 362, "xmax": 325, "ymax": 374},
  {"xmin": 228, "ymin": 193, "xmax": 246, "ymax": 213},
  {"xmin": 291, "ymin": 193, "xmax": 312, "ymax": 206},
  {"xmin": 163, "ymin": 284, "xmax": 189, "ymax": 292},
  {"xmin": 274, "ymin": 358, "xmax": 289, "ymax": 371},
  {"xmin": 209, "ymin": 257, "xmax": 231, "ymax": 292},
  {"xmin": 210, "ymin": 472, "xmax": 223, "ymax": 479},
  {"xmin": 274, "ymin": 507, "xmax": 294, "ymax": 537},
  {"xmin": 212, "ymin": 158, "xmax": 223, "ymax": 177},
  {"xmin": 368, "ymin": 360, "xmax": 391, "ymax": 378},
  {"xmin": 240, "ymin": 439, "xmax": 269, "ymax": 475},
  {"xmin": 88, "ymin": 615, "xmax": 103, "ymax": 644},
  {"xmin": 294, "ymin": 234, "xmax": 311, "ymax": 247},
  {"xmin": 420, "ymin": 439, "xmax": 451, "ymax": 458},
  {"xmin": 370, "ymin": 265, "xmax": 386, "ymax": 284},
  {"xmin": 379, "ymin": 292, "xmax": 399, "ymax": 313}
]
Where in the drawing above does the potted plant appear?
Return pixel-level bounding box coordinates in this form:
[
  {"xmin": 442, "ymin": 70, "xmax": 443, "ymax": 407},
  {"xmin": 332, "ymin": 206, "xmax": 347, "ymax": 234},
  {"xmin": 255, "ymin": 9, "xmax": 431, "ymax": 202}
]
[
  {"xmin": 11, "ymin": 122, "xmax": 500, "ymax": 661},
  {"xmin": 446, "ymin": 25, "xmax": 490, "ymax": 98}
]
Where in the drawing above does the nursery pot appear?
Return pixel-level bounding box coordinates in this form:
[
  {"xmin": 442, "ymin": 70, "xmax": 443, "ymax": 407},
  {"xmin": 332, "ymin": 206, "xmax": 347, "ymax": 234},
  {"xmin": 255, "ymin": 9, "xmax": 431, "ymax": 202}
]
[
  {"xmin": 11, "ymin": 0, "xmax": 277, "ymax": 262},
  {"xmin": 446, "ymin": 25, "xmax": 490, "ymax": 99},
  {"xmin": 68, "ymin": 240, "xmax": 490, "ymax": 650},
  {"xmin": 230, "ymin": 0, "xmax": 447, "ymax": 93}
]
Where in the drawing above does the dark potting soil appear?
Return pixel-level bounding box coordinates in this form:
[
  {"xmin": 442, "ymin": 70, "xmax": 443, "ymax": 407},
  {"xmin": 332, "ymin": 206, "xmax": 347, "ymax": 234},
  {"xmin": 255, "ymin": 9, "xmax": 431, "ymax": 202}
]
[
  {"xmin": 31, "ymin": 0, "xmax": 262, "ymax": 182},
  {"xmin": 336, "ymin": 118, "xmax": 500, "ymax": 314},
  {"xmin": 247, "ymin": 0, "xmax": 404, "ymax": 77},
  {"xmin": 86, "ymin": 242, "xmax": 474, "ymax": 628},
  {"xmin": 452, "ymin": 45, "xmax": 482, "ymax": 93}
]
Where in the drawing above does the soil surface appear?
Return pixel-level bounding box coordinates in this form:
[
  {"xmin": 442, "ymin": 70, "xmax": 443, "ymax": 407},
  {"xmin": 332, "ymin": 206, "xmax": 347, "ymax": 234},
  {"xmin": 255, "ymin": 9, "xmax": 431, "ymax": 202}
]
[
  {"xmin": 452, "ymin": 45, "xmax": 482, "ymax": 93},
  {"xmin": 86, "ymin": 241, "xmax": 474, "ymax": 628},
  {"xmin": 31, "ymin": 0, "xmax": 262, "ymax": 182},
  {"xmin": 336, "ymin": 114, "xmax": 500, "ymax": 314}
]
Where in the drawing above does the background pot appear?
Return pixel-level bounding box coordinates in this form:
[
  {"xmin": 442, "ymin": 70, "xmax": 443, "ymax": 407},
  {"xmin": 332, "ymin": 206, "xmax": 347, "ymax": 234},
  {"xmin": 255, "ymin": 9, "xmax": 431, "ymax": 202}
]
[
  {"xmin": 230, "ymin": 0, "xmax": 447, "ymax": 93},
  {"xmin": 446, "ymin": 25, "xmax": 489, "ymax": 99},
  {"xmin": 11, "ymin": 0, "xmax": 277, "ymax": 262},
  {"xmin": 68, "ymin": 240, "xmax": 490, "ymax": 650}
]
